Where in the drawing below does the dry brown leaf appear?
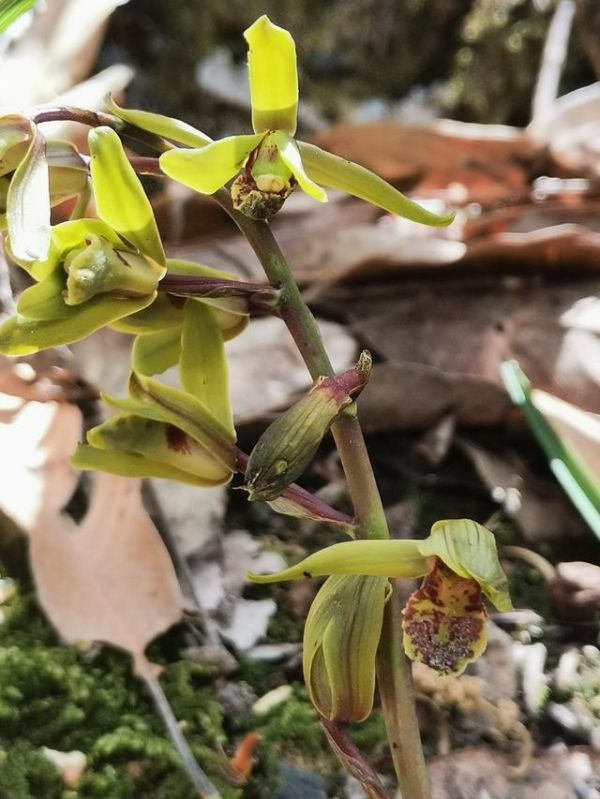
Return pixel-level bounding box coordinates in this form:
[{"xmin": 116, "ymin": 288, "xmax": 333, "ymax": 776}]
[
  {"xmin": 463, "ymin": 223, "xmax": 600, "ymax": 272},
  {"xmin": 531, "ymin": 389, "xmax": 600, "ymax": 482},
  {"xmin": 0, "ymin": 399, "xmax": 183, "ymax": 677},
  {"xmin": 31, "ymin": 472, "xmax": 184, "ymax": 677},
  {"xmin": 0, "ymin": 399, "xmax": 81, "ymax": 531},
  {"xmin": 358, "ymin": 362, "xmax": 511, "ymax": 431},
  {"xmin": 346, "ymin": 279, "xmax": 600, "ymax": 415},
  {"xmin": 314, "ymin": 119, "xmax": 538, "ymax": 206}
]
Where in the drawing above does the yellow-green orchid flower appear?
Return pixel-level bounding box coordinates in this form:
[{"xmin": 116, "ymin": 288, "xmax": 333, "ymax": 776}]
[
  {"xmin": 247, "ymin": 519, "xmax": 511, "ymax": 720},
  {"xmin": 0, "ymin": 127, "xmax": 166, "ymax": 354},
  {"xmin": 156, "ymin": 15, "xmax": 454, "ymax": 224},
  {"xmin": 0, "ymin": 115, "xmax": 88, "ymax": 261},
  {"xmin": 72, "ymin": 371, "xmax": 238, "ymax": 487}
]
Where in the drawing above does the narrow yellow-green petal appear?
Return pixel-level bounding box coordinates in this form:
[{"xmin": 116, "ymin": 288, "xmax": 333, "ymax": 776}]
[
  {"xmin": 417, "ymin": 519, "xmax": 512, "ymax": 612},
  {"xmin": 127, "ymin": 372, "xmax": 237, "ymax": 470},
  {"xmin": 110, "ymin": 294, "xmax": 184, "ymax": 333},
  {"xmin": 87, "ymin": 414, "xmax": 231, "ymax": 486},
  {"xmin": 246, "ymin": 539, "xmax": 427, "ymax": 583},
  {"xmin": 89, "ymin": 126, "xmax": 165, "ymax": 265},
  {"xmin": 298, "ymin": 141, "xmax": 455, "ymax": 227},
  {"xmin": 71, "ymin": 444, "xmax": 223, "ymax": 487},
  {"xmin": 132, "ymin": 328, "xmax": 181, "ymax": 376},
  {"xmin": 0, "ymin": 292, "xmax": 153, "ymax": 354},
  {"xmin": 244, "ymin": 15, "xmax": 298, "ymax": 134},
  {"xmin": 160, "ymin": 134, "xmax": 263, "ymax": 195},
  {"xmin": 180, "ymin": 301, "xmax": 234, "ymax": 436},
  {"xmin": 7, "ymin": 127, "xmax": 50, "ymax": 262},
  {"xmin": 304, "ymin": 575, "xmax": 388, "ymax": 722},
  {"xmin": 271, "ymin": 131, "xmax": 326, "ymax": 202},
  {"xmin": 105, "ymin": 95, "xmax": 212, "ymax": 148}
]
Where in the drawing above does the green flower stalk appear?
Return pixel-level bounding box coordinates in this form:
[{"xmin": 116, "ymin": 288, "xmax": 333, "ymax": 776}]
[
  {"xmin": 155, "ymin": 16, "xmax": 454, "ymax": 224},
  {"xmin": 248, "ymin": 519, "xmax": 512, "ymax": 719},
  {"xmin": 0, "ymin": 127, "xmax": 167, "ymax": 354}
]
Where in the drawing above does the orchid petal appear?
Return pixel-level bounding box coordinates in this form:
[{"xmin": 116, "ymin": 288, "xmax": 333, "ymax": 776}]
[
  {"xmin": 7, "ymin": 126, "xmax": 50, "ymax": 262},
  {"xmin": 105, "ymin": 95, "xmax": 212, "ymax": 148},
  {"xmin": 271, "ymin": 131, "xmax": 326, "ymax": 202},
  {"xmin": 159, "ymin": 134, "xmax": 263, "ymax": 194},
  {"xmin": 244, "ymin": 15, "xmax": 298, "ymax": 134},
  {"xmin": 86, "ymin": 414, "xmax": 231, "ymax": 485},
  {"xmin": 246, "ymin": 539, "xmax": 427, "ymax": 583},
  {"xmin": 416, "ymin": 519, "xmax": 512, "ymax": 612},
  {"xmin": 298, "ymin": 141, "xmax": 455, "ymax": 226},
  {"xmin": 71, "ymin": 444, "xmax": 226, "ymax": 488},
  {"xmin": 132, "ymin": 328, "xmax": 181, "ymax": 376},
  {"xmin": 180, "ymin": 301, "xmax": 234, "ymax": 436},
  {"xmin": 89, "ymin": 127, "xmax": 165, "ymax": 266}
]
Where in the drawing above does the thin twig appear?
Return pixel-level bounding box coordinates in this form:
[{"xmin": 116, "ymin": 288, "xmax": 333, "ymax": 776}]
[
  {"xmin": 531, "ymin": 0, "xmax": 575, "ymax": 123},
  {"xmin": 139, "ymin": 666, "xmax": 222, "ymax": 798}
]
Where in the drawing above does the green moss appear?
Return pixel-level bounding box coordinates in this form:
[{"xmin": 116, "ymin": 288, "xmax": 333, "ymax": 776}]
[
  {"xmin": 0, "ymin": 579, "xmax": 244, "ymax": 798},
  {"xmin": 0, "ymin": 741, "xmax": 62, "ymax": 799},
  {"xmin": 507, "ymin": 562, "xmax": 549, "ymax": 616},
  {"xmin": 254, "ymin": 685, "xmax": 334, "ymax": 775}
]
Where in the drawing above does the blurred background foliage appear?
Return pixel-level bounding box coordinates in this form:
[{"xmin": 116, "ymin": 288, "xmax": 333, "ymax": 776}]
[{"xmin": 100, "ymin": 0, "xmax": 597, "ymax": 138}]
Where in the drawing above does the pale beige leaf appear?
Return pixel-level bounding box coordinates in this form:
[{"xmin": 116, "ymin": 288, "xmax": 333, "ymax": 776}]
[
  {"xmin": 0, "ymin": 399, "xmax": 81, "ymax": 530},
  {"xmin": 531, "ymin": 389, "xmax": 600, "ymax": 483},
  {"xmin": 30, "ymin": 472, "xmax": 184, "ymax": 675}
]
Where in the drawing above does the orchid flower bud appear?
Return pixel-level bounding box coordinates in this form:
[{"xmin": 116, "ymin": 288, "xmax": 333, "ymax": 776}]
[
  {"xmin": 245, "ymin": 353, "xmax": 371, "ymax": 501},
  {"xmin": 303, "ymin": 575, "xmax": 389, "ymax": 723}
]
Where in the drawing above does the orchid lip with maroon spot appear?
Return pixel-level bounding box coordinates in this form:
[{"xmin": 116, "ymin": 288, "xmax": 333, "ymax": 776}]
[{"xmin": 246, "ymin": 519, "xmax": 512, "ymax": 677}]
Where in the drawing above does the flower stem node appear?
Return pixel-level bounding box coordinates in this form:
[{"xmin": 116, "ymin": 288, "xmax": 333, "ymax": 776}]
[{"xmin": 244, "ymin": 354, "xmax": 371, "ymax": 501}]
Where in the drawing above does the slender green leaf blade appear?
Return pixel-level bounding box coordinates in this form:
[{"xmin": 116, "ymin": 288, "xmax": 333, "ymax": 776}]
[
  {"xmin": 0, "ymin": 0, "xmax": 35, "ymax": 35},
  {"xmin": 298, "ymin": 141, "xmax": 455, "ymax": 227},
  {"xmin": 501, "ymin": 359, "xmax": 600, "ymax": 540}
]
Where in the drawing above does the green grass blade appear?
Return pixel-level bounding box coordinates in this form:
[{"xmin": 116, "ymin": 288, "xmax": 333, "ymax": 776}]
[
  {"xmin": 0, "ymin": 0, "xmax": 35, "ymax": 35},
  {"xmin": 500, "ymin": 359, "xmax": 600, "ymax": 540}
]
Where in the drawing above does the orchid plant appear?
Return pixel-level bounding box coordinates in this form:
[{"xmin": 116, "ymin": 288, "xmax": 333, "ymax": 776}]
[{"xmin": 0, "ymin": 14, "xmax": 510, "ymax": 799}]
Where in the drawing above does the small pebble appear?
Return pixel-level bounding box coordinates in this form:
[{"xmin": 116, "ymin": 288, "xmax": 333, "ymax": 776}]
[
  {"xmin": 253, "ymin": 684, "xmax": 293, "ymax": 716},
  {"xmin": 218, "ymin": 681, "xmax": 258, "ymax": 717},
  {"xmin": 0, "ymin": 578, "xmax": 16, "ymax": 604},
  {"xmin": 274, "ymin": 762, "xmax": 327, "ymax": 799},
  {"xmin": 42, "ymin": 748, "xmax": 86, "ymax": 788}
]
